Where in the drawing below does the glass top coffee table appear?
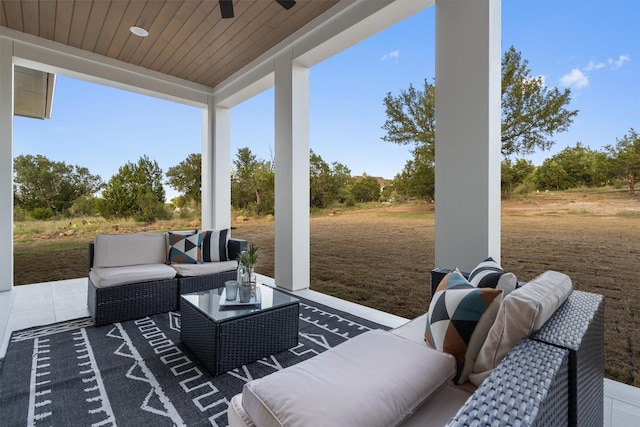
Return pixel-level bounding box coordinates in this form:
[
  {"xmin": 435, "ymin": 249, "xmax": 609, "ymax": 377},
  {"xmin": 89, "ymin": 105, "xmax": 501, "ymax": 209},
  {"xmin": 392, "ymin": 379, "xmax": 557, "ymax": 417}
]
[{"xmin": 180, "ymin": 284, "xmax": 300, "ymax": 376}]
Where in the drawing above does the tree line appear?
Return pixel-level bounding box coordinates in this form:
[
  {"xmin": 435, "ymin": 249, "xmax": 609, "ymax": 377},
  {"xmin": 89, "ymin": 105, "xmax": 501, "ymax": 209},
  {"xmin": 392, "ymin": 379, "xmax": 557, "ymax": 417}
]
[
  {"xmin": 12, "ymin": 148, "xmax": 385, "ymax": 222},
  {"xmin": 14, "ymin": 125, "xmax": 638, "ymax": 223},
  {"xmin": 501, "ymin": 130, "xmax": 639, "ymax": 198},
  {"xmin": 12, "ymin": 45, "xmax": 639, "ymax": 221}
]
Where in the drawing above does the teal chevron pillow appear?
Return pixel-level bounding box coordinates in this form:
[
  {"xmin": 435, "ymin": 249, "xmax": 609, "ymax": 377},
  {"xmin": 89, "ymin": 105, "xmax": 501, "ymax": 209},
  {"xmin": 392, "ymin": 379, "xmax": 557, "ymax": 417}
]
[
  {"xmin": 425, "ymin": 269, "xmax": 503, "ymax": 384},
  {"xmin": 167, "ymin": 232, "xmax": 204, "ymax": 264}
]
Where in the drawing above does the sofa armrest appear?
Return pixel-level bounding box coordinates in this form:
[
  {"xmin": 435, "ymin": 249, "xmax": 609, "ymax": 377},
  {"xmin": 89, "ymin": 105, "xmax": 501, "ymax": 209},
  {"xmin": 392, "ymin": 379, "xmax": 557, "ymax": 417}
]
[
  {"xmin": 228, "ymin": 238, "xmax": 248, "ymax": 261},
  {"xmin": 532, "ymin": 291, "xmax": 604, "ymax": 427},
  {"xmin": 447, "ymin": 339, "xmax": 569, "ymax": 427}
]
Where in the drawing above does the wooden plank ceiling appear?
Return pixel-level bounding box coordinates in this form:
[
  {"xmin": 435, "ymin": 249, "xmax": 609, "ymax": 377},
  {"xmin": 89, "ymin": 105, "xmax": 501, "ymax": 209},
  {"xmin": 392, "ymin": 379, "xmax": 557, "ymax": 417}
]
[{"xmin": 0, "ymin": 0, "xmax": 340, "ymax": 88}]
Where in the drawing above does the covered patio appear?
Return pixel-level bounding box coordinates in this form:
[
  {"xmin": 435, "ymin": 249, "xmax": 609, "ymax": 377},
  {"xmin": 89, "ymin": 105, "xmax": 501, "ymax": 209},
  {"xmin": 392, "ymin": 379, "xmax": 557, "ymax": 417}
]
[
  {"xmin": 2, "ymin": 0, "xmax": 499, "ymax": 294},
  {"xmin": 2, "ymin": 0, "xmax": 639, "ymax": 425}
]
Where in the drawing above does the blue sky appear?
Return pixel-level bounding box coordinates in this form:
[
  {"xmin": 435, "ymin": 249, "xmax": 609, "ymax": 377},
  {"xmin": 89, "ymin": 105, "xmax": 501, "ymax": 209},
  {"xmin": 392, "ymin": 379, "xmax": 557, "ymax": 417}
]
[{"xmin": 14, "ymin": 0, "xmax": 640, "ymax": 201}]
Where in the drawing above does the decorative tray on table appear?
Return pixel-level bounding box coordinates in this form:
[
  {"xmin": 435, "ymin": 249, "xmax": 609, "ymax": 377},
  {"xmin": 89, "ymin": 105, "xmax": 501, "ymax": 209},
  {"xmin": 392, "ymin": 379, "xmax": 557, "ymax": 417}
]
[{"xmin": 219, "ymin": 287, "xmax": 262, "ymax": 307}]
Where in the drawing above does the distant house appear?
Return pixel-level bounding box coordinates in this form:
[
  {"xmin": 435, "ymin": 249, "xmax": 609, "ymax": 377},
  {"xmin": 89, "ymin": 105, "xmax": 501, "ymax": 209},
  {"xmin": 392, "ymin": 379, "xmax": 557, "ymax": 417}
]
[{"xmin": 352, "ymin": 173, "xmax": 388, "ymax": 193}]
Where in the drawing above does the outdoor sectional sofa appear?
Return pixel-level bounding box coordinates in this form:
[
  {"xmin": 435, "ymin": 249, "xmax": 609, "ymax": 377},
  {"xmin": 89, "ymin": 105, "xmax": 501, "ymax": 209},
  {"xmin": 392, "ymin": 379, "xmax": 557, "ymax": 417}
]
[
  {"xmin": 228, "ymin": 267, "xmax": 604, "ymax": 427},
  {"xmin": 87, "ymin": 230, "xmax": 247, "ymax": 326}
]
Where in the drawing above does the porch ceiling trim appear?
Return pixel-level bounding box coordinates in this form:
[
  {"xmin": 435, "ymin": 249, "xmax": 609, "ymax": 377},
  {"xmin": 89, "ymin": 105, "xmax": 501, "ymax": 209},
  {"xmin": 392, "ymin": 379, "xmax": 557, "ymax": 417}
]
[{"xmin": 215, "ymin": 0, "xmax": 433, "ymax": 107}]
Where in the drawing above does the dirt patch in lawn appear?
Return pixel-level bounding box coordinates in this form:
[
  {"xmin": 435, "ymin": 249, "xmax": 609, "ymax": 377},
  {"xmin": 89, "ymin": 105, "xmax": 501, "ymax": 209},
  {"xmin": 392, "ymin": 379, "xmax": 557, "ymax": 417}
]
[{"xmin": 13, "ymin": 190, "xmax": 640, "ymax": 386}]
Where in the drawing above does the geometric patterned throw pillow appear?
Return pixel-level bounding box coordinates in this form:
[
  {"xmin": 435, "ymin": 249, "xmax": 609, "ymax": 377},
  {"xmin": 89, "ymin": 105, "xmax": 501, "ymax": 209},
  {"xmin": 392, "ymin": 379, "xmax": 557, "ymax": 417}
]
[
  {"xmin": 200, "ymin": 229, "xmax": 229, "ymax": 262},
  {"xmin": 425, "ymin": 269, "xmax": 503, "ymax": 384},
  {"xmin": 468, "ymin": 257, "xmax": 518, "ymax": 296},
  {"xmin": 167, "ymin": 232, "xmax": 204, "ymax": 264}
]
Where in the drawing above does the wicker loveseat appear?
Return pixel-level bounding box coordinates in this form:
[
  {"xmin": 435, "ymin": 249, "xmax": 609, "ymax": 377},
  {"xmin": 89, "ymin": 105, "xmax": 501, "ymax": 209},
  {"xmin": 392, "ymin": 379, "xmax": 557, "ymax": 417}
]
[
  {"xmin": 228, "ymin": 269, "xmax": 604, "ymax": 427},
  {"xmin": 432, "ymin": 268, "xmax": 604, "ymax": 427},
  {"xmin": 87, "ymin": 231, "xmax": 247, "ymax": 326}
]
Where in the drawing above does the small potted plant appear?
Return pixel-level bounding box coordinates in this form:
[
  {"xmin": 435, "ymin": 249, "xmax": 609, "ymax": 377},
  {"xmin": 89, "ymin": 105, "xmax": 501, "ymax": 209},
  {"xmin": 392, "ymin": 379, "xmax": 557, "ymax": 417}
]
[
  {"xmin": 237, "ymin": 243, "xmax": 259, "ymax": 302},
  {"xmin": 238, "ymin": 243, "xmax": 259, "ymax": 278}
]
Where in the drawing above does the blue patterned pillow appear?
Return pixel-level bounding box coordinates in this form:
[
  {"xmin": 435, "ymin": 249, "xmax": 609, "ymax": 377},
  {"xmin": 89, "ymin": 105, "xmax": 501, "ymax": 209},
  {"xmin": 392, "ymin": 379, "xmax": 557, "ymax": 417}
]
[
  {"xmin": 468, "ymin": 257, "xmax": 517, "ymax": 295},
  {"xmin": 167, "ymin": 232, "xmax": 204, "ymax": 264},
  {"xmin": 425, "ymin": 269, "xmax": 503, "ymax": 384}
]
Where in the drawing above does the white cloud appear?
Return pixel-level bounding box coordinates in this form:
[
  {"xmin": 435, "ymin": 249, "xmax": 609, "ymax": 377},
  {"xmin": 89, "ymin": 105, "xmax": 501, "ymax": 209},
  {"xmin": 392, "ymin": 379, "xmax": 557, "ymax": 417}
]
[
  {"xmin": 560, "ymin": 54, "xmax": 630, "ymax": 91},
  {"xmin": 584, "ymin": 60, "xmax": 605, "ymax": 71},
  {"xmin": 380, "ymin": 50, "xmax": 400, "ymax": 62},
  {"xmin": 560, "ymin": 68, "xmax": 589, "ymax": 89},
  {"xmin": 609, "ymin": 54, "xmax": 631, "ymax": 69}
]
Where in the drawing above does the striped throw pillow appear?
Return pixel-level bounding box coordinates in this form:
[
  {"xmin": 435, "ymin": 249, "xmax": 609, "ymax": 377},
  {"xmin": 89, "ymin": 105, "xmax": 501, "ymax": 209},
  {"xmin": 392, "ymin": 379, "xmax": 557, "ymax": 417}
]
[
  {"xmin": 468, "ymin": 257, "xmax": 517, "ymax": 296},
  {"xmin": 200, "ymin": 229, "xmax": 230, "ymax": 262}
]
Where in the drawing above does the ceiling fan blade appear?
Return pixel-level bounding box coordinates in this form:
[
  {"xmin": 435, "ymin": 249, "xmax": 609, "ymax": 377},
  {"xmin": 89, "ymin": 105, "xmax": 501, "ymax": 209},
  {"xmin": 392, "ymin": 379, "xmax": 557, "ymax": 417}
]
[
  {"xmin": 219, "ymin": 0, "xmax": 234, "ymax": 19},
  {"xmin": 276, "ymin": 1, "xmax": 297, "ymax": 10}
]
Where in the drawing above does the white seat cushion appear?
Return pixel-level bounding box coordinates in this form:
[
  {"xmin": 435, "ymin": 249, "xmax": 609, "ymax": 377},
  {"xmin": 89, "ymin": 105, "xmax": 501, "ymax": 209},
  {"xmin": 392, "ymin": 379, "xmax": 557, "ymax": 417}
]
[
  {"xmin": 89, "ymin": 264, "xmax": 177, "ymax": 288},
  {"xmin": 241, "ymin": 329, "xmax": 456, "ymax": 427},
  {"xmin": 171, "ymin": 260, "xmax": 237, "ymax": 277},
  {"xmin": 391, "ymin": 313, "xmax": 430, "ymax": 346},
  {"xmin": 398, "ymin": 383, "xmax": 473, "ymax": 427},
  {"xmin": 228, "ymin": 394, "xmax": 257, "ymax": 427}
]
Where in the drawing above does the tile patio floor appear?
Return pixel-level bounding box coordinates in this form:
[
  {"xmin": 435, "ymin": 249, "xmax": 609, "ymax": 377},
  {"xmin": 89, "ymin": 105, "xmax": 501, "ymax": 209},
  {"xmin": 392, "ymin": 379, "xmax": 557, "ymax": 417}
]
[{"xmin": 1, "ymin": 277, "xmax": 638, "ymax": 426}]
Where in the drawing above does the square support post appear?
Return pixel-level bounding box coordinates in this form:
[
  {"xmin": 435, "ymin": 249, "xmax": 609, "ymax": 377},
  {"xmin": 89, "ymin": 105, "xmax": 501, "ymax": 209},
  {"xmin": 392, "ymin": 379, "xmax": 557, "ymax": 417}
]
[
  {"xmin": 0, "ymin": 38, "xmax": 13, "ymax": 292},
  {"xmin": 434, "ymin": 0, "xmax": 502, "ymax": 272},
  {"xmin": 202, "ymin": 95, "xmax": 231, "ymax": 231},
  {"xmin": 274, "ymin": 49, "xmax": 310, "ymax": 291}
]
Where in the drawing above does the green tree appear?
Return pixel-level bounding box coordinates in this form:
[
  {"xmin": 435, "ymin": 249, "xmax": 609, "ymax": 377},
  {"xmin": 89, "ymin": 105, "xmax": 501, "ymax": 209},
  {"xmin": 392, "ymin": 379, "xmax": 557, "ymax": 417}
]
[
  {"xmin": 605, "ymin": 128, "xmax": 640, "ymax": 194},
  {"xmin": 381, "ymin": 80, "xmax": 435, "ymax": 158},
  {"xmin": 13, "ymin": 154, "xmax": 103, "ymax": 215},
  {"xmin": 231, "ymin": 148, "xmax": 275, "ymax": 215},
  {"xmin": 166, "ymin": 153, "xmax": 202, "ymax": 203},
  {"xmin": 351, "ymin": 175, "xmax": 381, "ymax": 203},
  {"xmin": 547, "ymin": 143, "xmax": 610, "ymax": 188},
  {"xmin": 501, "ymin": 47, "xmax": 578, "ymax": 156},
  {"xmin": 392, "ymin": 145, "xmax": 435, "ymax": 201},
  {"xmin": 98, "ymin": 155, "xmax": 168, "ymax": 221},
  {"xmin": 535, "ymin": 160, "xmax": 569, "ymax": 190},
  {"xmin": 382, "ymin": 46, "xmax": 578, "ymax": 196},
  {"xmin": 309, "ymin": 150, "xmax": 352, "ymax": 208},
  {"xmin": 501, "ymin": 158, "xmax": 535, "ymax": 198}
]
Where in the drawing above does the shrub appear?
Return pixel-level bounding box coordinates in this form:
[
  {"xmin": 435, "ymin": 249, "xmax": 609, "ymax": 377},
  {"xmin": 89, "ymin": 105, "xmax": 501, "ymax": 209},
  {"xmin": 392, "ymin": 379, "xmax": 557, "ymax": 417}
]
[
  {"xmin": 13, "ymin": 207, "xmax": 26, "ymax": 221},
  {"xmin": 70, "ymin": 197, "xmax": 99, "ymax": 217},
  {"xmin": 133, "ymin": 192, "xmax": 172, "ymax": 223},
  {"xmin": 513, "ymin": 180, "xmax": 537, "ymax": 196},
  {"xmin": 32, "ymin": 207, "xmax": 55, "ymax": 220}
]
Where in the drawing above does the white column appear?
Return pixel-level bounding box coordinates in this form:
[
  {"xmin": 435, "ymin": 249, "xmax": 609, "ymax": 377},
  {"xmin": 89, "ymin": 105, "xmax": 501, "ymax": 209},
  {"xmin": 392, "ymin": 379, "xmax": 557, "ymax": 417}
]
[
  {"xmin": 201, "ymin": 95, "xmax": 231, "ymax": 230},
  {"xmin": 274, "ymin": 49, "xmax": 310, "ymax": 291},
  {"xmin": 0, "ymin": 38, "xmax": 14, "ymax": 291},
  {"xmin": 434, "ymin": 0, "xmax": 501, "ymax": 272}
]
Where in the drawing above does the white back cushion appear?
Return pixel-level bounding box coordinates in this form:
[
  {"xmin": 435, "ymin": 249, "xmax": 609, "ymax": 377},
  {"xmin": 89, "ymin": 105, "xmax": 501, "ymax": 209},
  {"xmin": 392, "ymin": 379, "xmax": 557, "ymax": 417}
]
[
  {"xmin": 469, "ymin": 270, "xmax": 572, "ymax": 386},
  {"xmin": 93, "ymin": 233, "xmax": 166, "ymax": 268}
]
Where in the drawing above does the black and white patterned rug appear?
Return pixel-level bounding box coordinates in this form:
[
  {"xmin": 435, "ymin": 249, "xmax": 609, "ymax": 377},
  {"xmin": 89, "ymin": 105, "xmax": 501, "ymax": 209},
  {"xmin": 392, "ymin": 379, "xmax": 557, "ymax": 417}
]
[{"xmin": 0, "ymin": 296, "xmax": 387, "ymax": 427}]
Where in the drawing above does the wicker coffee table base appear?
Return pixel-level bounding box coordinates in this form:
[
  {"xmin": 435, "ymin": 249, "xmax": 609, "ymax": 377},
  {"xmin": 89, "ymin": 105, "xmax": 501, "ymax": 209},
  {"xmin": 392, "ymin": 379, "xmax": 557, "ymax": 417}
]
[{"xmin": 180, "ymin": 298, "xmax": 299, "ymax": 376}]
